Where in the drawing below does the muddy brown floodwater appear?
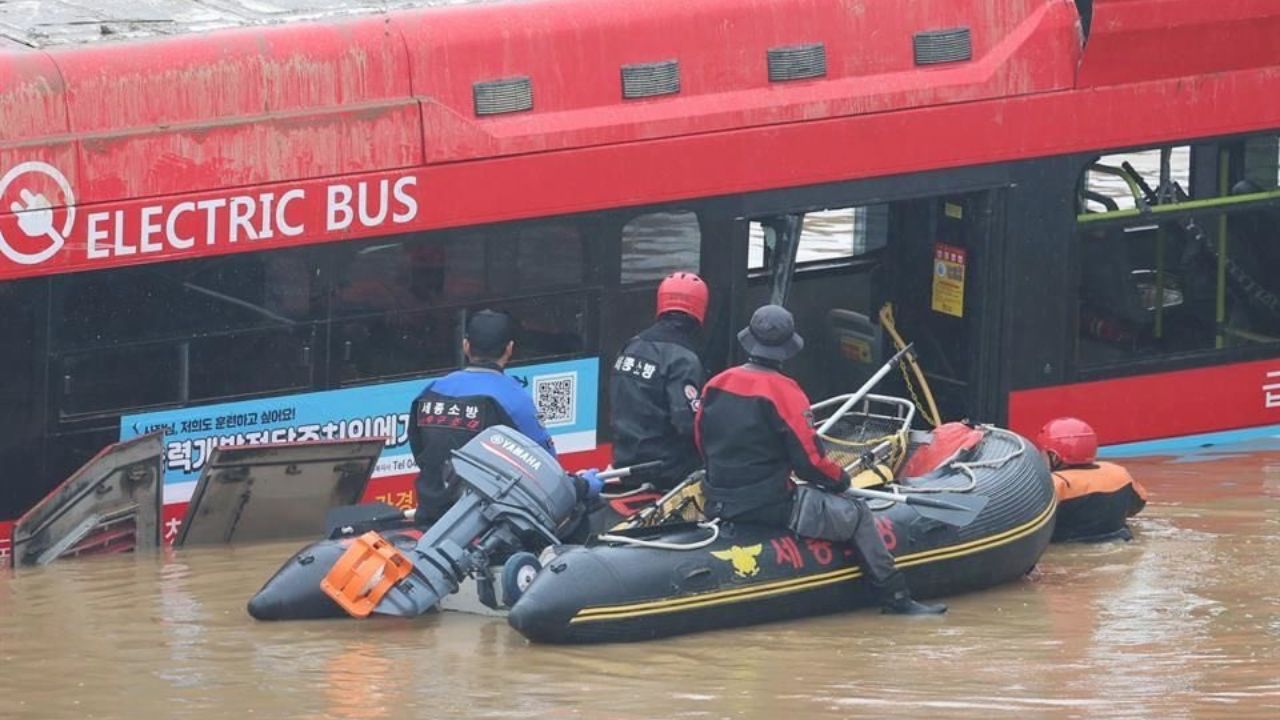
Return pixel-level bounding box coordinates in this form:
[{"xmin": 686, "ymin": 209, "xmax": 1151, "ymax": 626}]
[{"xmin": 2, "ymin": 448, "xmax": 1278, "ymax": 720}]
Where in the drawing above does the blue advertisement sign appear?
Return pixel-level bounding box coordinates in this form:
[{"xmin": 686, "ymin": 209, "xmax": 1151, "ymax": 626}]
[{"xmin": 120, "ymin": 357, "xmax": 599, "ymax": 502}]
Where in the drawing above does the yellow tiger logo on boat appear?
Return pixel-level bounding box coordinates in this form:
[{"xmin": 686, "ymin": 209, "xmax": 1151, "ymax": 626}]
[{"xmin": 711, "ymin": 544, "xmax": 764, "ymax": 578}]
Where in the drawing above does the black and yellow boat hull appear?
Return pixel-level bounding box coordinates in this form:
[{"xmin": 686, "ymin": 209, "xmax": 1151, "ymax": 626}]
[{"xmin": 509, "ymin": 429, "xmax": 1055, "ymax": 643}]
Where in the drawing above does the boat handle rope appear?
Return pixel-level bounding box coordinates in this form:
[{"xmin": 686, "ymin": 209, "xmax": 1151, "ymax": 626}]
[
  {"xmin": 596, "ymin": 519, "xmax": 722, "ymax": 551},
  {"xmin": 856, "ymin": 427, "xmax": 1026, "ymax": 510},
  {"xmin": 600, "ymin": 482, "xmax": 657, "ymax": 500},
  {"xmin": 895, "ymin": 427, "xmax": 1026, "ymax": 496}
]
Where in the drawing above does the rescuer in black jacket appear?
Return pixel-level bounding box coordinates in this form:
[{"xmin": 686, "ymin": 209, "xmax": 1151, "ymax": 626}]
[
  {"xmin": 695, "ymin": 304, "xmax": 945, "ymax": 615},
  {"xmin": 609, "ymin": 272, "xmax": 708, "ymax": 490},
  {"xmin": 409, "ymin": 310, "xmax": 557, "ymax": 523}
]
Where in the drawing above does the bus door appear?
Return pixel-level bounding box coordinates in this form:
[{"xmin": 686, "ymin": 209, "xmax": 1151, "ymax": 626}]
[
  {"xmin": 737, "ymin": 188, "xmax": 1006, "ymax": 426},
  {"xmin": 880, "ymin": 191, "xmax": 1005, "ymax": 423},
  {"xmin": 743, "ymin": 208, "xmax": 889, "ymax": 402}
]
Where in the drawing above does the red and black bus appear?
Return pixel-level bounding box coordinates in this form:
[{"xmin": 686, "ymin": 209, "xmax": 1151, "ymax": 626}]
[{"xmin": 1, "ymin": 0, "xmax": 1278, "ymax": 548}]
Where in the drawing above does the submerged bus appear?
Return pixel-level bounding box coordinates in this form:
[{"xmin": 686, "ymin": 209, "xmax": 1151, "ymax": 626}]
[{"xmin": 2, "ymin": 0, "xmax": 1279, "ymax": 554}]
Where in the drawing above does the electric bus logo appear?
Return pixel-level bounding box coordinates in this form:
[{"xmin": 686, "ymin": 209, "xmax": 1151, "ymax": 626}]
[{"xmin": 0, "ymin": 161, "xmax": 76, "ymax": 266}]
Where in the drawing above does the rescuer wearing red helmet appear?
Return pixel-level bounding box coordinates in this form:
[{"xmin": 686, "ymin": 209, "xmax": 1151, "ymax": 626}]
[
  {"xmin": 608, "ymin": 272, "xmax": 709, "ymax": 490},
  {"xmin": 1036, "ymin": 417, "xmax": 1099, "ymax": 468},
  {"xmin": 1035, "ymin": 417, "xmax": 1148, "ymax": 542}
]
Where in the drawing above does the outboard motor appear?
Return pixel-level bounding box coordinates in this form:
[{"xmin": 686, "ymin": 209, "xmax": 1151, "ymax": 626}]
[{"xmin": 321, "ymin": 426, "xmax": 580, "ymax": 618}]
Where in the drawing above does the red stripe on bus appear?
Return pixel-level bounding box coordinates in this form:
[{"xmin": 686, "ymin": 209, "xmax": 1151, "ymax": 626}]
[
  {"xmin": 1008, "ymin": 359, "xmax": 1280, "ymax": 446},
  {"xmin": 0, "ymin": 519, "xmax": 12, "ymax": 567}
]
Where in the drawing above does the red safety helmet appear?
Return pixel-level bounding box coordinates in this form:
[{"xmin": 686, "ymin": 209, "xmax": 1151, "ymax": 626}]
[
  {"xmin": 1036, "ymin": 417, "xmax": 1098, "ymax": 468},
  {"xmin": 656, "ymin": 272, "xmax": 708, "ymax": 324}
]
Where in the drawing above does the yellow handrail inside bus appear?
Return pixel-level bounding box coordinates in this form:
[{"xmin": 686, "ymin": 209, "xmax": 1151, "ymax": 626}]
[{"xmin": 878, "ymin": 303, "xmax": 942, "ymax": 427}]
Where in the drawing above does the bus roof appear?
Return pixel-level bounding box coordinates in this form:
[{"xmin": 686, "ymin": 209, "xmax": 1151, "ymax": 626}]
[
  {"xmin": 0, "ymin": 0, "xmax": 1278, "ymax": 282},
  {"xmin": 0, "ymin": 1, "xmax": 492, "ymax": 49}
]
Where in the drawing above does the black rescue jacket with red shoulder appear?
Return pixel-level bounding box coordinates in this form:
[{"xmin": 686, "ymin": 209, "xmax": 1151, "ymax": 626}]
[
  {"xmin": 694, "ymin": 363, "xmax": 850, "ymax": 520},
  {"xmin": 609, "ymin": 312, "xmax": 706, "ymax": 489}
]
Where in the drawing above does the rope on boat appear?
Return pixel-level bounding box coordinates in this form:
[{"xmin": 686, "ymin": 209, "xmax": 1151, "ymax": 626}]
[
  {"xmin": 600, "ymin": 483, "xmax": 656, "ymax": 499},
  {"xmin": 596, "ymin": 519, "xmax": 722, "ymax": 551},
  {"xmin": 856, "ymin": 427, "xmax": 1028, "ymax": 512},
  {"xmin": 895, "ymin": 426, "xmax": 1027, "ymax": 496}
]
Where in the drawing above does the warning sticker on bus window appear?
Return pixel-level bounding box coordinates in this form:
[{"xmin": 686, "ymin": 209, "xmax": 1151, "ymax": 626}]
[{"xmin": 931, "ymin": 242, "xmax": 966, "ymax": 318}]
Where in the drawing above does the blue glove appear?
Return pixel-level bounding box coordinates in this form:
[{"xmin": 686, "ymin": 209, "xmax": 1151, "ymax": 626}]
[{"xmin": 578, "ymin": 469, "xmax": 605, "ymax": 499}]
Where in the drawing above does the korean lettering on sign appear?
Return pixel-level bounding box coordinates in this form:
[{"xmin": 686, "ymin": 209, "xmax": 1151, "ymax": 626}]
[
  {"xmin": 160, "ymin": 414, "xmax": 411, "ymax": 473},
  {"xmin": 1265, "ymin": 370, "xmax": 1280, "ymax": 409},
  {"xmin": 931, "ymin": 242, "xmax": 966, "ymax": 318},
  {"xmin": 120, "ymin": 356, "xmax": 600, "ymax": 501},
  {"xmin": 163, "ymin": 517, "xmax": 182, "ymax": 544}
]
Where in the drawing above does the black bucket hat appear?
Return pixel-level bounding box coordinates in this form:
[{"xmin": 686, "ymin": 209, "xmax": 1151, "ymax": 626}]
[{"xmin": 737, "ymin": 304, "xmax": 804, "ymax": 362}]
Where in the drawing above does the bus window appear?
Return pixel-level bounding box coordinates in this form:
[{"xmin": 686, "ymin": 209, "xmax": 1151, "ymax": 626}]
[
  {"xmin": 0, "ymin": 279, "xmax": 46, "ymax": 518},
  {"xmin": 334, "ymin": 219, "xmax": 596, "ymax": 385},
  {"xmin": 186, "ymin": 326, "xmax": 317, "ymax": 401},
  {"xmin": 333, "ymin": 233, "xmax": 482, "ymax": 317},
  {"xmin": 56, "ymin": 247, "xmax": 325, "ymax": 350},
  {"xmin": 512, "ymin": 223, "xmax": 587, "ymax": 292},
  {"xmin": 52, "ymin": 247, "xmax": 326, "ymax": 418},
  {"xmin": 1076, "ymin": 137, "xmax": 1280, "ymax": 367},
  {"xmin": 1243, "ymin": 133, "xmax": 1280, "ymax": 189},
  {"xmin": 335, "ymin": 307, "xmax": 462, "ymax": 384},
  {"xmin": 487, "ymin": 294, "xmax": 591, "ymax": 361},
  {"xmin": 1084, "ymin": 147, "xmax": 1190, "ymax": 211},
  {"xmin": 620, "ymin": 210, "xmax": 701, "ymax": 284},
  {"xmin": 484, "ymin": 222, "xmax": 587, "ymax": 295},
  {"xmin": 748, "ymin": 205, "xmax": 887, "ymax": 271},
  {"xmin": 334, "ymin": 222, "xmax": 586, "ymax": 318},
  {"xmin": 58, "ymin": 345, "xmax": 181, "ymax": 416}
]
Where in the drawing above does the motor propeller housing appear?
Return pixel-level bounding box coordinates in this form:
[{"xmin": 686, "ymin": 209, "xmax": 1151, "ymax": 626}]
[{"xmin": 353, "ymin": 426, "xmax": 582, "ymax": 617}]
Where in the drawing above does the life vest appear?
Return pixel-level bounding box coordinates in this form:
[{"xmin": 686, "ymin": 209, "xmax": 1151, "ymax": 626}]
[{"xmin": 1051, "ymin": 461, "xmax": 1148, "ymax": 542}]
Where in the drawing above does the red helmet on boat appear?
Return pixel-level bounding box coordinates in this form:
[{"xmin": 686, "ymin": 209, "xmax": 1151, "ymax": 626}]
[
  {"xmin": 1036, "ymin": 417, "xmax": 1098, "ymax": 468},
  {"xmin": 656, "ymin": 272, "xmax": 708, "ymax": 324}
]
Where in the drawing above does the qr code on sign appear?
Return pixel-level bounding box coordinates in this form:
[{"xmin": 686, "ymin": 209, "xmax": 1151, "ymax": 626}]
[{"xmin": 533, "ymin": 372, "xmax": 577, "ymax": 427}]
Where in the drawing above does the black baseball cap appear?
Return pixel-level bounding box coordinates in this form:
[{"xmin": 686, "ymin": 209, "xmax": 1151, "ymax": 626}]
[{"xmin": 466, "ymin": 309, "xmax": 515, "ymax": 356}]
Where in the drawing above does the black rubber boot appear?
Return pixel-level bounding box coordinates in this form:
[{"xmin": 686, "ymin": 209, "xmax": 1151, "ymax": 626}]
[
  {"xmin": 873, "ymin": 572, "xmax": 946, "ymax": 615},
  {"xmin": 880, "ymin": 589, "xmax": 947, "ymax": 615}
]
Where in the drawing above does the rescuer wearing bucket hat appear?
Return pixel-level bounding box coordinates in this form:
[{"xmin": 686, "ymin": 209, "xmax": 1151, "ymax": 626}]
[
  {"xmin": 609, "ymin": 272, "xmax": 709, "ymax": 491},
  {"xmin": 695, "ymin": 305, "xmax": 945, "ymax": 615}
]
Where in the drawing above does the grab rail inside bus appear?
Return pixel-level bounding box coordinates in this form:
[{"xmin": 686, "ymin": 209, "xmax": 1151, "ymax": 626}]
[
  {"xmin": 1081, "ymin": 190, "xmax": 1119, "ymax": 213},
  {"xmin": 1085, "ymin": 163, "xmax": 1147, "ymax": 210},
  {"xmin": 1076, "ymin": 187, "xmax": 1280, "ymax": 225}
]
